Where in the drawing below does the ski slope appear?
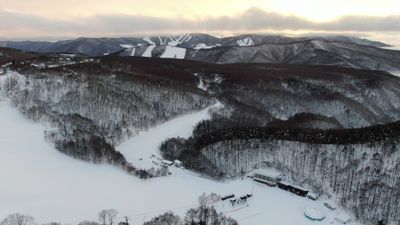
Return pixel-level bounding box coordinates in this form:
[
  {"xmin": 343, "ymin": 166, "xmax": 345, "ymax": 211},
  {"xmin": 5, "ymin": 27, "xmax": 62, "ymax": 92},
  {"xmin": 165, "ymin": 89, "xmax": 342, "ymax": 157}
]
[
  {"xmin": 237, "ymin": 37, "xmax": 254, "ymax": 47},
  {"xmin": 160, "ymin": 46, "xmax": 186, "ymax": 59},
  {"xmin": 118, "ymin": 102, "xmax": 221, "ymax": 170},
  {"xmin": 167, "ymin": 34, "xmax": 193, "ymax": 46},
  {"xmin": 142, "ymin": 45, "xmax": 155, "ymax": 57},
  {"xmin": 0, "ymin": 100, "xmax": 360, "ymax": 225}
]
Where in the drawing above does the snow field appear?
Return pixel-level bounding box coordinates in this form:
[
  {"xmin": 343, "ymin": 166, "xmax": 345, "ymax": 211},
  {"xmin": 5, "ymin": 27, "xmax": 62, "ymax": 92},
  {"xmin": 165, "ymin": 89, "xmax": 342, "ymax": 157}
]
[{"xmin": 160, "ymin": 46, "xmax": 186, "ymax": 59}]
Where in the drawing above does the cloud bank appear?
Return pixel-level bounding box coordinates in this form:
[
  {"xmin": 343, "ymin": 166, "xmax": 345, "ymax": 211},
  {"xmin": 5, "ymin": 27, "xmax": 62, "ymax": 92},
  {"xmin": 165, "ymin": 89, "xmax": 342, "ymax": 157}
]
[{"xmin": 1, "ymin": 7, "xmax": 400, "ymax": 39}]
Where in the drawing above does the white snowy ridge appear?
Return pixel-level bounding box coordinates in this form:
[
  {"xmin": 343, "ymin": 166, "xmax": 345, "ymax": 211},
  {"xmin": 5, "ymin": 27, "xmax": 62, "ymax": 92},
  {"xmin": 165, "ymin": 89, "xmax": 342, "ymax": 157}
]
[
  {"xmin": 167, "ymin": 34, "xmax": 193, "ymax": 46},
  {"xmin": 143, "ymin": 37, "xmax": 155, "ymax": 45}
]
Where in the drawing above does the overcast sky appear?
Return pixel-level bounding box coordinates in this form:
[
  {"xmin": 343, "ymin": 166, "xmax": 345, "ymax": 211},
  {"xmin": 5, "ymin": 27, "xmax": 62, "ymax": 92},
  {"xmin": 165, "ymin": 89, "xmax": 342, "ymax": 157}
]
[{"xmin": 1, "ymin": 0, "xmax": 400, "ymax": 45}]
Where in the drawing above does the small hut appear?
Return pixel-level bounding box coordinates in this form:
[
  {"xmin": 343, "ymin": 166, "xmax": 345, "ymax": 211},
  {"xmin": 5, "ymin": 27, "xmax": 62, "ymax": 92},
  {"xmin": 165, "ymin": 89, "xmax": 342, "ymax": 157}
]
[{"xmin": 252, "ymin": 169, "xmax": 283, "ymax": 186}]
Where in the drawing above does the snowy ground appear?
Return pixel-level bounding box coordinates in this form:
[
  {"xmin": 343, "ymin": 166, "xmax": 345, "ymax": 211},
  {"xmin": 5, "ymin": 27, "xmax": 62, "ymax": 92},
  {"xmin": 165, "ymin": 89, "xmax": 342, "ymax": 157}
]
[{"xmin": 0, "ymin": 100, "xmax": 360, "ymax": 225}]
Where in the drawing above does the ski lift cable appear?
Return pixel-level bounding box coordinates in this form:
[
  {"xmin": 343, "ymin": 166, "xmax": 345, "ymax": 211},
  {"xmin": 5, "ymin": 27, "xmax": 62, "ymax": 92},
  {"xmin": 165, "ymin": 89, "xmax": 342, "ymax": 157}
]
[
  {"xmin": 235, "ymin": 212, "xmax": 263, "ymax": 222},
  {"xmin": 121, "ymin": 189, "xmax": 254, "ymax": 222},
  {"xmin": 124, "ymin": 197, "xmax": 225, "ymax": 219},
  {"xmin": 125, "ymin": 203, "xmax": 198, "ymax": 217},
  {"xmin": 221, "ymin": 205, "xmax": 249, "ymax": 214}
]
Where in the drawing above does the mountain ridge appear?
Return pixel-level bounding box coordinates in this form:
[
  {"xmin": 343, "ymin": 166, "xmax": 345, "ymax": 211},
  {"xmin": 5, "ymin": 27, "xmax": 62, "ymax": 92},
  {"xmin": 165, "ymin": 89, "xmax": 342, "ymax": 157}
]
[{"xmin": 2, "ymin": 33, "xmax": 399, "ymax": 72}]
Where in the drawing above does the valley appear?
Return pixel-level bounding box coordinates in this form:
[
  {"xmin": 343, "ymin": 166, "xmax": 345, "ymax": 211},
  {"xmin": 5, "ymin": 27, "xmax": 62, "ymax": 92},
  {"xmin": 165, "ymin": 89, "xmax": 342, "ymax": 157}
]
[{"xmin": 0, "ymin": 100, "xmax": 354, "ymax": 225}]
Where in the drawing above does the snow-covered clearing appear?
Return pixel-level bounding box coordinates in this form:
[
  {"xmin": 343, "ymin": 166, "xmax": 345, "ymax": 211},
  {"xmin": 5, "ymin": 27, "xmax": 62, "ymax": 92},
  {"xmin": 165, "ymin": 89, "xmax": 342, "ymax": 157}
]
[
  {"xmin": 197, "ymin": 79, "xmax": 208, "ymax": 91},
  {"xmin": 0, "ymin": 99, "xmax": 359, "ymax": 225},
  {"xmin": 192, "ymin": 73, "xmax": 209, "ymax": 91},
  {"xmin": 237, "ymin": 37, "xmax": 254, "ymax": 47},
  {"xmin": 194, "ymin": 43, "xmax": 221, "ymax": 50},
  {"xmin": 192, "ymin": 73, "xmax": 223, "ymax": 92},
  {"xmin": 160, "ymin": 46, "xmax": 186, "ymax": 59},
  {"xmin": 120, "ymin": 44, "xmax": 134, "ymax": 49}
]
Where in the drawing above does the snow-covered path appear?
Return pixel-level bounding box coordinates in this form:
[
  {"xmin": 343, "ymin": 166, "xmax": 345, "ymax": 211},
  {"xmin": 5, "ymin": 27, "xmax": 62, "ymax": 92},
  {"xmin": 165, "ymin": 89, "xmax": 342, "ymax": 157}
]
[
  {"xmin": 0, "ymin": 100, "xmax": 358, "ymax": 225},
  {"xmin": 118, "ymin": 102, "xmax": 221, "ymax": 169}
]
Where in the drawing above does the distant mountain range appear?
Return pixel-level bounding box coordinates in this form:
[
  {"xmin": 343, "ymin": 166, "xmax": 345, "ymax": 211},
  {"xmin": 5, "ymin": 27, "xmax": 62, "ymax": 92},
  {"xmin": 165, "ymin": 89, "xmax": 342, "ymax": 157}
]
[
  {"xmin": 2, "ymin": 37, "xmax": 400, "ymax": 225},
  {"xmin": 1, "ymin": 33, "xmax": 400, "ymax": 71}
]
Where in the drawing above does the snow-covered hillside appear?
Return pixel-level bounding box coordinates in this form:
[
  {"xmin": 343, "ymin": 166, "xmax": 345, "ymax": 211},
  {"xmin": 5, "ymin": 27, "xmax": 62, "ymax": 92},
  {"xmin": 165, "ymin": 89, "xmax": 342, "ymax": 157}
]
[
  {"xmin": 391, "ymin": 71, "xmax": 400, "ymax": 77},
  {"xmin": 0, "ymin": 100, "xmax": 357, "ymax": 225},
  {"xmin": 82, "ymin": 34, "xmax": 400, "ymax": 71}
]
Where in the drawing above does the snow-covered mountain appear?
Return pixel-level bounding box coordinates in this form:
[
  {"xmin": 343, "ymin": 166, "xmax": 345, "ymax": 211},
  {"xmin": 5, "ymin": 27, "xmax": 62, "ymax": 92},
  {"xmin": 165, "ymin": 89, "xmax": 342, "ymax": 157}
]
[
  {"xmin": 2, "ymin": 34, "xmax": 399, "ymax": 71},
  {"xmin": 1, "ymin": 47, "xmax": 400, "ymax": 225},
  {"xmin": 185, "ymin": 39, "xmax": 400, "ymax": 72}
]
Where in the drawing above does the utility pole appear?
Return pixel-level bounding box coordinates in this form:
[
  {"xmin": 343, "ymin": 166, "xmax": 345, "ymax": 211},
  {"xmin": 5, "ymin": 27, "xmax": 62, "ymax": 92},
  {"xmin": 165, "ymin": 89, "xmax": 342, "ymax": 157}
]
[
  {"xmin": 251, "ymin": 179, "xmax": 255, "ymax": 195},
  {"xmin": 124, "ymin": 216, "xmax": 130, "ymax": 225}
]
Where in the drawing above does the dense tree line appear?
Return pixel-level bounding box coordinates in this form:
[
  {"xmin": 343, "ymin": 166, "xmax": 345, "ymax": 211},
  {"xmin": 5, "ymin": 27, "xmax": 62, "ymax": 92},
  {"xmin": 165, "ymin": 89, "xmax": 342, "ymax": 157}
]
[
  {"xmin": 161, "ymin": 116, "xmax": 400, "ymax": 167},
  {"xmin": 0, "ymin": 65, "xmax": 212, "ymax": 178},
  {"xmin": 160, "ymin": 116, "xmax": 400, "ymax": 225},
  {"xmin": 197, "ymin": 138, "xmax": 400, "ymax": 225},
  {"xmin": 1, "ymin": 194, "xmax": 238, "ymax": 225}
]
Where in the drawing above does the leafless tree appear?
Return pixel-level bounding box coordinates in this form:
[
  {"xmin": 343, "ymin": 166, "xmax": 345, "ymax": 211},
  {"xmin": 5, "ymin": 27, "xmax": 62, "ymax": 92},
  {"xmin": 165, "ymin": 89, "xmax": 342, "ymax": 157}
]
[
  {"xmin": 198, "ymin": 193, "xmax": 220, "ymax": 207},
  {"xmin": 144, "ymin": 212, "xmax": 182, "ymax": 225},
  {"xmin": 98, "ymin": 209, "xmax": 118, "ymax": 225},
  {"xmin": 79, "ymin": 221, "xmax": 99, "ymax": 225},
  {"xmin": 98, "ymin": 211, "xmax": 107, "ymax": 225},
  {"xmin": 0, "ymin": 213, "xmax": 36, "ymax": 225},
  {"xmin": 42, "ymin": 222, "xmax": 61, "ymax": 225}
]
